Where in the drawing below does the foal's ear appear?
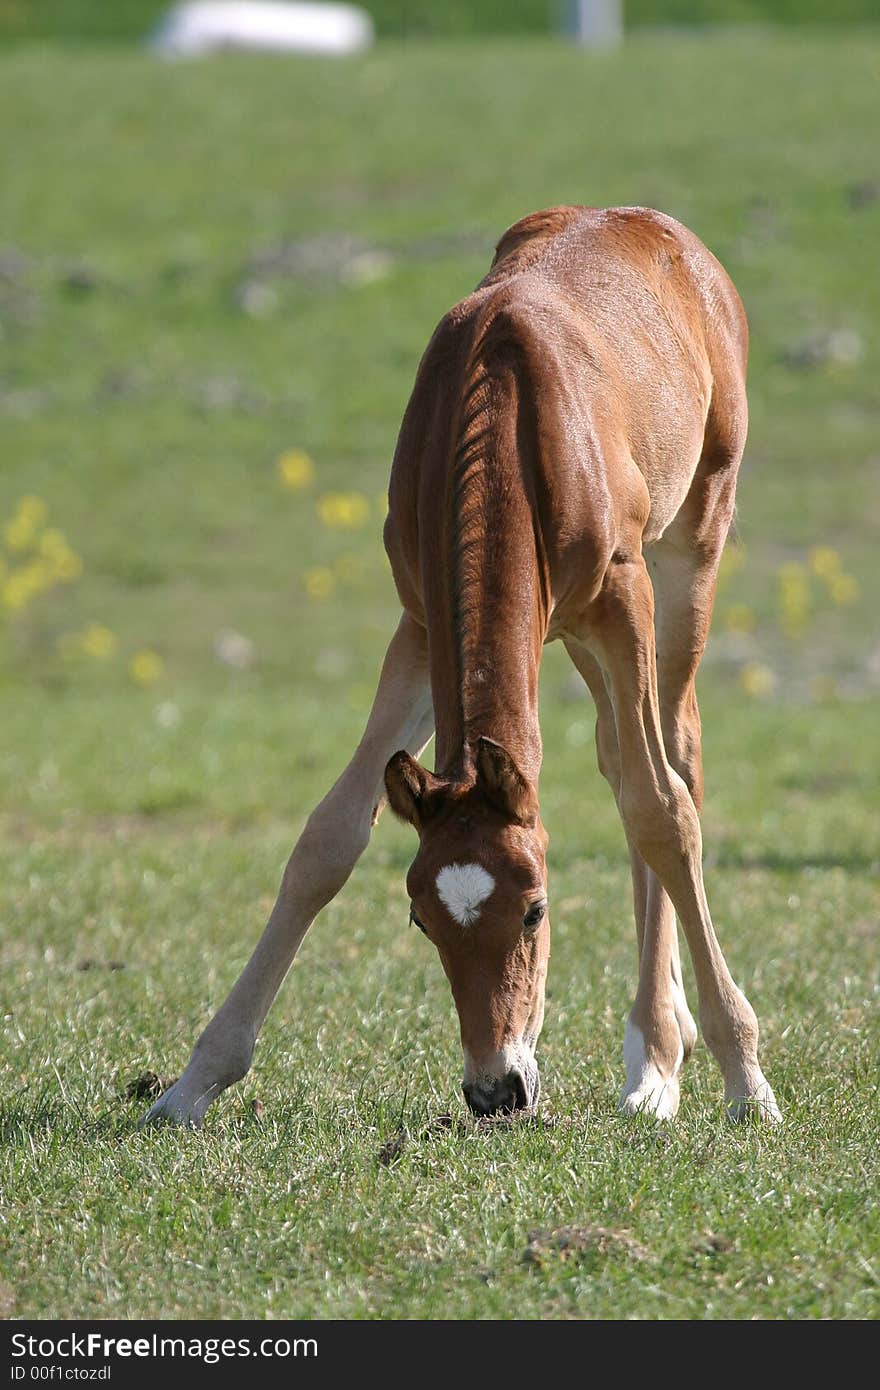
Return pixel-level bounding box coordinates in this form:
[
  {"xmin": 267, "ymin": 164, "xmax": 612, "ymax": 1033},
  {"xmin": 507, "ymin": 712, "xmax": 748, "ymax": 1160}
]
[
  {"xmin": 475, "ymin": 737, "xmax": 539, "ymax": 827},
  {"xmin": 384, "ymin": 751, "xmax": 444, "ymax": 830}
]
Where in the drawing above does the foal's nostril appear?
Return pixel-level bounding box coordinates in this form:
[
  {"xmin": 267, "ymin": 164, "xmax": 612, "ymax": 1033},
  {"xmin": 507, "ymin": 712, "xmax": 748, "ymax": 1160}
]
[
  {"xmin": 463, "ymin": 1070, "xmax": 532, "ymax": 1116},
  {"xmin": 510, "ymin": 1070, "xmax": 529, "ymax": 1111}
]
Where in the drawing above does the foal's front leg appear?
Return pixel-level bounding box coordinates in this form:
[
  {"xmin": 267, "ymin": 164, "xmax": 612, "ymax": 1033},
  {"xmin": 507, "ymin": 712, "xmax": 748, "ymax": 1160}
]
[{"xmin": 141, "ymin": 614, "xmax": 433, "ymax": 1128}]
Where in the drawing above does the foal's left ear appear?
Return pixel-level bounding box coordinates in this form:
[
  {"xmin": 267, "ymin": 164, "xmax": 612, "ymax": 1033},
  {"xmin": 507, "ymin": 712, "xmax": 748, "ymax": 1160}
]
[
  {"xmin": 475, "ymin": 736, "xmax": 539, "ymax": 827},
  {"xmin": 384, "ymin": 751, "xmax": 445, "ymax": 830}
]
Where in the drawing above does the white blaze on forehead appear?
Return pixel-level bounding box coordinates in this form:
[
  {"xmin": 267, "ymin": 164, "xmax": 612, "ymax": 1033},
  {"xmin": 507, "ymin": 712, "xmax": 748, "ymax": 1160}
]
[{"xmin": 435, "ymin": 863, "xmax": 496, "ymax": 926}]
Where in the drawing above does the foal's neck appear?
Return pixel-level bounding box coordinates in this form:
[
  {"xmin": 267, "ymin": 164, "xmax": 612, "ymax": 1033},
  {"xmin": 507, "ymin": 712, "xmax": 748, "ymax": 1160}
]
[
  {"xmin": 437, "ymin": 590, "xmax": 545, "ymax": 786},
  {"xmin": 429, "ymin": 419, "xmax": 548, "ymax": 786}
]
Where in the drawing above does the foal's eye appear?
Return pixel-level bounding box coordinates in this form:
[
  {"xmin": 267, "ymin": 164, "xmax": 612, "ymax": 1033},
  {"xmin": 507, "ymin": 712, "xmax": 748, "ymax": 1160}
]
[
  {"xmin": 409, "ymin": 905, "xmax": 427, "ymax": 935},
  {"xmin": 523, "ymin": 900, "xmax": 547, "ymax": 931}
]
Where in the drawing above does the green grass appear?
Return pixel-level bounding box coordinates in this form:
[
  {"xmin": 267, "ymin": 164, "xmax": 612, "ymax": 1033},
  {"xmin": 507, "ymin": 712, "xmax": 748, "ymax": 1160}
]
[{"xmin": 1, "ymin": 34, "xmax": 878, "ymax": 1320}]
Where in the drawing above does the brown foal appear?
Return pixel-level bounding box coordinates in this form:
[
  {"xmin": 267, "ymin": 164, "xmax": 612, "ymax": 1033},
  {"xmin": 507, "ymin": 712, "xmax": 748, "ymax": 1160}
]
[{"xmin": 143, "ymin": 205, "xmax": 779, "ymax": 1129}]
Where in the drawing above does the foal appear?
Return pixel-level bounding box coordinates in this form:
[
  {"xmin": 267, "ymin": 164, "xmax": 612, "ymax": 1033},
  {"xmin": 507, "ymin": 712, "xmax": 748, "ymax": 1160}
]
[{"xmin": 144, "ymin": 205, "xmax": 779, "ymax": 1128}]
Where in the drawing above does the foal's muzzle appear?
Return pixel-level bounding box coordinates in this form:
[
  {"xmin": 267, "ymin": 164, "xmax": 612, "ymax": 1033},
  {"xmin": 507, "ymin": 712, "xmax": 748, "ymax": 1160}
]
[{"xmin": 463, "ymin": 1068, "xmax": 539, "ymax": 1117}]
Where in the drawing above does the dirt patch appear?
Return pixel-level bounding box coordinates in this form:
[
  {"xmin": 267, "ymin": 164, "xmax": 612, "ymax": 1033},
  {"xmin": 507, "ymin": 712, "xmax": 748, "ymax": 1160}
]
[
  {"xmin": 522, "ymin": 1224, "xmax": 650, "ymax": 1267},
  {"xmin": 123, "ymin": 1072, "xmax": 175, "ymax": 1102},
  {"xmin": 848, "ymin": 179, "xmax": 880, "ymax": 210},
  {"xmin": 377, "ymin": 1112, "xmax": 470, "ymax": 1165},
  {"xmin": 691, "ymin": 1230, "xmax": 734, "ymax": 1257},
  {"xmin": 422, "ymin": 1112, "xmax": 455, "ymax": 1134},
  {"xmin": 377, "ymin": 1132, "xmax": 406, "ymax": 1167}
]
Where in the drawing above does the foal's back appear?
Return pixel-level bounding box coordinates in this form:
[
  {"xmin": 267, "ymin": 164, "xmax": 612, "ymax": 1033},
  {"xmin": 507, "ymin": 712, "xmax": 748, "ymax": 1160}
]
[{"xmin": 386, "ymin": 204, "xmax": 749, "ymax": 625}]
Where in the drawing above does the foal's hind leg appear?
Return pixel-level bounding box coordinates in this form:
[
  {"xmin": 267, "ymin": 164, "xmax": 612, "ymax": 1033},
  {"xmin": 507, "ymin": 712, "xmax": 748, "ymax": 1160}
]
[
  {"xmin": 576, "ymin": 551, "xmax": 779, "ymax": 1123},
  {"xmin": 142, "ymin": 614, "xmax": 433, "ymax": 1128},
  {"xmin": 565, "ymin": 642, "xmax": 696, "ymax": 1119}
]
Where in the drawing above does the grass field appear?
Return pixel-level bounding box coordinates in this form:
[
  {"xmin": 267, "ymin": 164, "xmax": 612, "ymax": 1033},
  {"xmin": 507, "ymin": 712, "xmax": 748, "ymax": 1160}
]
[{"xmin": 1, "ymin": 33, "xmax": 878, "ymax": 1321}]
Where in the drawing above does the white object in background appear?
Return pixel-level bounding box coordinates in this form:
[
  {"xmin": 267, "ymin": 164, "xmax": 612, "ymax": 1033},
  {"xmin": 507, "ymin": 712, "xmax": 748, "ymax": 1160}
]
[
  {"xmin": 152, "ymin": 2, "xmax": 374, "ymax": 57},
  {"xmin": 563, "ymin": 0, "xmax": 622, "ymax": 48}
]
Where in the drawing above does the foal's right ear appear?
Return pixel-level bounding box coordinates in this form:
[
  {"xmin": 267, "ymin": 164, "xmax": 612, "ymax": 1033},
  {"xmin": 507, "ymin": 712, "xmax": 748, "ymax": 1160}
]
[{"xmin": 384, "ymin": 752, "xmax": 444, "ymax": 830}]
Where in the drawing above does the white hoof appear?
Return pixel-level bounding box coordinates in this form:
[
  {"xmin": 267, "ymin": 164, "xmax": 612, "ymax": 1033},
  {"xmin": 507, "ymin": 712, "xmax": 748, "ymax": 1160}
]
[
  {"xmin": 619, "ymin": 1075, "xmax": 681, "ymax": 1120},
  {"xmin": 620, "ymin": 1019, "xmax": 683, "ymax": 1121},
  {"xmin": 726, "ymin": 1074, "xmax": 782, "ymax": 1125}
]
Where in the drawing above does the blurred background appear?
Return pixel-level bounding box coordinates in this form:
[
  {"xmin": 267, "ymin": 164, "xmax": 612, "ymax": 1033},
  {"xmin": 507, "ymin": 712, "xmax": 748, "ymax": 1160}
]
[{"xmin": 0, "ymin": 3, "xmax": 876, "ymax": 835}]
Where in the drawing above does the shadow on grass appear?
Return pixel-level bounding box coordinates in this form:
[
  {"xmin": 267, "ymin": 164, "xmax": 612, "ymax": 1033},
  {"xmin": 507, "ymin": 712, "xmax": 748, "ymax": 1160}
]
[
  {"xmin": 0, "ymin": 1089, "xmax": 134, "ymax": 1145},
  {"xmin": 0, "ymin": 1098, "xmax": 65, "ymax": 1143}
]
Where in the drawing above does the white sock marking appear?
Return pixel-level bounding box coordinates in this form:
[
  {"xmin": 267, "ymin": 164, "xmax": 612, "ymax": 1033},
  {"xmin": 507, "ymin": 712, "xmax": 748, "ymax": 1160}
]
[
  {"xmin": 621, "ymin": 1018, "xmax": 683, "ymax": 1121},
  {"xmin": 435, "ymin": 863, "xmax": 495, "ymax": 926}
]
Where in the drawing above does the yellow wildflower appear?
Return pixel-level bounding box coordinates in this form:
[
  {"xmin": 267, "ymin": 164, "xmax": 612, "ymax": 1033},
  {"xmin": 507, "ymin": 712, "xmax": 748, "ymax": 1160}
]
[
  {"xmin": 4, "ymin": 496, "xmax": 48, "ymax": 552},
  {"xmin": 25, "ymin": 561, "xmax": 55, "ymax": 596},
  {"xmin": 828, "ymin": 572, "xmax": 860, "ymax": 605},
  {"xmin": 52, "ymin": 548, "xmax": 83, "ymax": 582},
  {"xmin": 303, "ymin": 567, "xmax": 336, "ymax": 601},
  {"xmin": 4, "ymin": 501, "xmax": 49, "ymax": 555},
  {"xmin": 4, "ymin": 513, "xmax": 36, "ymax": 553},
  {"xmin": 38, "ymin": 528, "xmax": 67, "ymax": 558},
  {"xmin": 808, "ymin": 546, "xmax": 841, "ymax": 579},
  {"xmin": 2, "ymin": 573, "xmax": 32, "ymax": 611},
  {"xmin": 35, "ymin": 529, "xmax": 81, "ymax": 581},
  {"xmin": 277, "ymin": 449, "xmax": 315, "ymax": 491},
  {"xmin": 79, "ymin": 623, "xmax": 117, "ymax": 659},
  {"xmin": 316, "ymin": 492, "xmax": 370, "ymax": 530},
  {"xmin": 776, "ymin": 562, "xmax": 811, "ymax": 638},
  {"xmin": 18, "ymin": 496, "xmax": 48, "ymax": 528},
  {"xmin": 739, "ymin": 662, "xmax": 777, "ymax": 699},
  {"xmin": 129, "ymin": 649, "xmax": 164, "ymax": 685},
  {"xmin": 2, "ymin": 562, "xmax": 54, "ymax": 610}
]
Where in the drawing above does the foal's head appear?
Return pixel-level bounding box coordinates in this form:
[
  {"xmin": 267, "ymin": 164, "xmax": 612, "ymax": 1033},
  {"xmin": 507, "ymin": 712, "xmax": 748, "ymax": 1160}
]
[{"xmin": 384, "ymin": 737, "xmax": 549, "ymax": 1116}]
